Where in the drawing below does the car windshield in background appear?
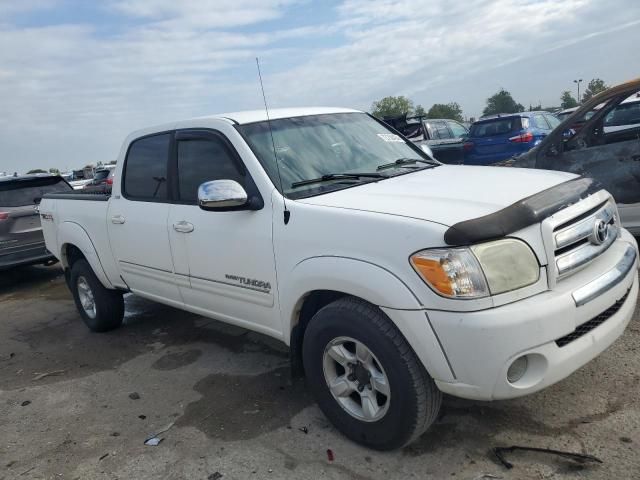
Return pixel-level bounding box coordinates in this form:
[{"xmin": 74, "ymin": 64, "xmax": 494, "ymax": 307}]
[
  {"xmin": 0, "ymin": 178, "xmax": 71, "ymax": 206},
  {"xmin": 237, "ymin": 112, "xmax": 435, "ymax": 198},
  {"xmin": 469, "ymin": 117, "xmax": 522, "ymax": 137},
  {"xmin": 93, "ymin": 170, "xmax": 111, "ymax": 180}
]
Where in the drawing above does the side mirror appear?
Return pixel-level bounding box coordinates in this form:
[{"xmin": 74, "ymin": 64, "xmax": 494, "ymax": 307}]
[{"xmin": 198, "ymin": 180, "xmax": 248, "ymax": 210}]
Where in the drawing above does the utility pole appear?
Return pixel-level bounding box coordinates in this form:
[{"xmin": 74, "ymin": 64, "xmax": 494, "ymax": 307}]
[{"xmin": 573, "ymin": 79, "xmax": 583, "ymax": 103}]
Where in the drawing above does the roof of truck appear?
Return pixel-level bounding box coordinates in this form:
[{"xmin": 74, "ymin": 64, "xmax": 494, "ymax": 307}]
[
  {"xmin": 125, "ymin": 107, "xmax": 363, "ymax": 144},
  {"xmin": 197, "ymin": 107, "xmax": 362, "ymax": 125}
]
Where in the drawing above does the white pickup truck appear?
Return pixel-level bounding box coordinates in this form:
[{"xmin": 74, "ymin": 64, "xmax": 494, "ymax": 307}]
[{"xmin": 40, "ymin": 108, "xmax": 638, "ymax": 450}]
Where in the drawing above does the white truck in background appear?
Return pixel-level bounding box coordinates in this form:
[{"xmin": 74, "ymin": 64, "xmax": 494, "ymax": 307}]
[{"xmin": 40, "ymin": 107, "xmax": 638, "ymax": 450}]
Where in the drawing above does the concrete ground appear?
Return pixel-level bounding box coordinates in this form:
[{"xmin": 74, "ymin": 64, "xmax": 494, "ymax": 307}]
[{"xmin": 1, "ymin": 265, "xmax": 639, "ymax": 480}]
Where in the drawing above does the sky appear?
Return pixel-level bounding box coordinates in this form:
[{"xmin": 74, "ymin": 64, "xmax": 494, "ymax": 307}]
[{"xmin": 0, "ymin": 0, "xmax": 639, "ymax": 173}]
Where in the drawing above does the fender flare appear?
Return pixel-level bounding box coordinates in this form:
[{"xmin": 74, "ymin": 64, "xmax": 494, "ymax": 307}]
[
  {"xmin": 57, "ymin": 221, "xmax": 114, "ymax": 289},
  {"xmin": 283, "ymin": 256, "xmax": 423, "ymax": 331},
  {"xmin": 283, "ymin": 256, "xmax": 455, "ymax": 382}
]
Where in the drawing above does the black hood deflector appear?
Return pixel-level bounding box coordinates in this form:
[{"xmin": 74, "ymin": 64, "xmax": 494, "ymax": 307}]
[{"xmin": 444, "ymin": 177, "xmax": 602, "ymax": 245}]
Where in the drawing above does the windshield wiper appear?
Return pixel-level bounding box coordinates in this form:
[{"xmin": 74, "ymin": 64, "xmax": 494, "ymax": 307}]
[
  {"xmin": 376, "ymin": 157, "xmax": 439, "ymax": 171},
  {"xmin": 291, "ymin": 172, "xmax": 387, "ymax": 189}
]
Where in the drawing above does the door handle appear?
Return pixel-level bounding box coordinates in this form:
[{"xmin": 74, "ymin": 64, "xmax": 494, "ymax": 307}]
[
  {"xmin": 111, "ymin": 215, "xmax": 125, "ymax": 224},
  {"xmin": 173, "ymin": 221, "xmax": 194, "ymax": 233}
]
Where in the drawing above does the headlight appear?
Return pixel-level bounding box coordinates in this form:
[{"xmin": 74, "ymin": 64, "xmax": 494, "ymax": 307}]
[{"xmin": 410, "ymin": 239, "xmax": 539, "ymax": 299}]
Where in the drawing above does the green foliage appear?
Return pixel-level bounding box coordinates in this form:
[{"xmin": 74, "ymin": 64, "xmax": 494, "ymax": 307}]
[
  {"xmin": 48, "ymin": 168, "xmax": 60, "ymax": 175},
  {"xmin": 426, "ymin": 102, "xmax": 464, "ymax": 122},
  {"xmin": 26, "ymin": 169, "xmax": 47, "ymax": 174},
  {"xmin": 371, "ymin": 96, "xmax": 414, "ymax": 118},
  {"xmin": 560, "ymin": 91, "xmax": 578, "ymax": 109},
  {"xmin": 482, "ymin": 89, "xmax": 525, "ymax": 116},
  {"xmin": 413, "ymin": 104, "xmax": 426, "ymax": 117},
  {"xmin": 581, "ymin": 78, "xmax": 609, "ymax": 103}
]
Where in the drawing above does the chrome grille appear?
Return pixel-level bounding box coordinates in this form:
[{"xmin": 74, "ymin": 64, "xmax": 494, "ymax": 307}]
[{"xmin": 551, "ymin": 200, "xmax": 618, "ymax": 279}]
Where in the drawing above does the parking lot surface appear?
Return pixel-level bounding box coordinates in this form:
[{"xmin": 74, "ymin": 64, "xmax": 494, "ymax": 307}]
[{"xmin": 1, "ymin": 265, "xmax": 639, "ymax": 479}]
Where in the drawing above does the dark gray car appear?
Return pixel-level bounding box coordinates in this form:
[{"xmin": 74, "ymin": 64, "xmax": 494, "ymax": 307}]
[
  {"xmin": 506, "ymin": 78, "xmax": 640, "ymax": 235},
  {"xmin": 383, "ymin": 115, "xmax": 469, "ymax": 164},
  {"xmin": 0, "ymin": 174, "xmax": 72, "ymax": 269}
]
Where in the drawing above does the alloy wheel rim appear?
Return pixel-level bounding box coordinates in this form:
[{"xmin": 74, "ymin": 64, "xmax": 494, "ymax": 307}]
[
  {"xmin": 77, "ymin": 276, "xmax": 96, "ymax": 319},
  {"xmin": 322, "ymin": 336, "xmax": 390, "ymax": 422}
]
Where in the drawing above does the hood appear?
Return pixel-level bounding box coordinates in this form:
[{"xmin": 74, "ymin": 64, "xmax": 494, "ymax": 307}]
[{"xmin": 297, "ymin": 165, "xmax": 576, "ymax": 226}]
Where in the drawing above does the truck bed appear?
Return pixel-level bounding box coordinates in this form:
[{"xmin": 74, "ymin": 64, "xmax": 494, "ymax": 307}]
[{"xmin": 39, "ymin": 191, "xmax": 118, "ymax": 287}]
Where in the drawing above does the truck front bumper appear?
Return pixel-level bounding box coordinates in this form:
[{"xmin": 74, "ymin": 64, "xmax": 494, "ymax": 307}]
[{"xmin": 428, "ymin": 238, "xmax": 638, "ymax": 401}]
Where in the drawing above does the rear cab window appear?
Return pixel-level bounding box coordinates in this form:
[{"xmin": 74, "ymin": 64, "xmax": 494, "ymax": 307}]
[
  {"xmin": 469, "ymin": 117, "xmax": 523, "ymax": 137},
  {"xmin": 0, "ymin": 177, "xmax": 72, "ymax": 206},
  {"xmin": 123, "ymin": 133, "xmax": 171, "ymax": 201}
]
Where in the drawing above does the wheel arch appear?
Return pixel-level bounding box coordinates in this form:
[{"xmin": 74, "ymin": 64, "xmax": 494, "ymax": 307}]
[
  {"xmin": 58, "ymin": 222, "xmax": 114, "ymax": 289},
  {"xmin": 285, "ymin": 256, "xmax": 426, "ymax": 377}
]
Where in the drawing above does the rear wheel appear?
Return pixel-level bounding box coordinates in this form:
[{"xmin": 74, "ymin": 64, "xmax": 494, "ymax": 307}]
[
  {"xmin": 303, "ymin": 297, "xmax": 441, "ymax": 450},
  {"xmin": 70, "ymin": 259, "xmax": 124, "ymax": 332}
]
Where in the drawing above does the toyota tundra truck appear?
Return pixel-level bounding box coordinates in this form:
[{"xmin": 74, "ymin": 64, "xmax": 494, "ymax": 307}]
[{"xmin": 39, "ymin": 108, "xmax": 639, "ymax": 450}]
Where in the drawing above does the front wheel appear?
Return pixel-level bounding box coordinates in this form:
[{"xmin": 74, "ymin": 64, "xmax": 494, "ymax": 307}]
[
  {"xmin": 302, "ymin": 297, "xmax": 442, "ymax": 450},
  {"xmin": 69, "ymin": 259, "xmax": 124, "ymax": 332}
]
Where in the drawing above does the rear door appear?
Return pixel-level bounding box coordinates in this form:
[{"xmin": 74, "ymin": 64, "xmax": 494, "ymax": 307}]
[
  {"xmin": 0, "ymin": 177, "xmax": 71, "ymax": 262},
  {"xmin": 107, "ymin": 132, "xmax": 183, "ymax": 306}
]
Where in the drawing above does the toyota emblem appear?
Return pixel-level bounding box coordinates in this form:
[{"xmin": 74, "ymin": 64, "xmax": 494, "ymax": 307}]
[{"xmin": 591, "ymin": 219, "xmax": 609, "ymax": 245}]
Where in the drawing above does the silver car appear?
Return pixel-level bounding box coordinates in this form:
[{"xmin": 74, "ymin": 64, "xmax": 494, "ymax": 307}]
[{"xmin": 0, "ymin": 174, "xmax": 72, "ymax": 269}]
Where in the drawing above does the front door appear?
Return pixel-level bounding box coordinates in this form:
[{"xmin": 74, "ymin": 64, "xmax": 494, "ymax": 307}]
[
  {"xmin": 167, "ymin": 129, "xmax": 280, "ymax": 337},
  {"xmin": 107, "ymin": 132, "xmax": 183, "ymax": 306}
]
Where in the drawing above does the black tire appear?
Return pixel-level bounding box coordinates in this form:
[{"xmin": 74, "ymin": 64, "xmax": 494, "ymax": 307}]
[
  {"xmin": 69, "ymin": 259, "xmax": 124, "ymax": 332},
  {"xmin": 303, "ymin": 297, "xmax": 441, "ymax": 450}
]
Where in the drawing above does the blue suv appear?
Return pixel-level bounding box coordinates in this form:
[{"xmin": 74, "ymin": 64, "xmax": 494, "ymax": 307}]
[{"xmin": 463, "ymin": 111, "xmax": 561, "ymax": 165}]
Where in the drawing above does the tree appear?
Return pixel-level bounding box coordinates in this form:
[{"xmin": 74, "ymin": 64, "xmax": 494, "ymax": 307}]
[
  {"xmin": 426, "ymin": 102, "xmax": 464, "ymax": 122},
  {"xmin": 371, "ymin": 96, "xmax": 414, "ymax": 118},
  {"xmin": 482, "ymin": 89, "xmax": 524, "ymax": 116},
  {"xmin": 49, "ymin": 168, "xmax": 60, "ymax": 175},
  {"xmin": 581, "ymin": 78, "xmax": 609, "ymax": 103},
  {"xmin": 560, "ymin": 91, "xmax": 578, "ymax": 109},
  {"xmin": 27, "ymin": 169, "xmax": 47, "ymax": 174},
  {"xmin": 414, "ymin": 104, "xmax": 426, "ymax": 117}
]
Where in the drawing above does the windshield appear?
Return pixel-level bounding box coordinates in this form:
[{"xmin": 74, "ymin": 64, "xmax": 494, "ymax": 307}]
[{"xmin": 237, "ymin": 112, "xmax": 434, "ymax": 198}]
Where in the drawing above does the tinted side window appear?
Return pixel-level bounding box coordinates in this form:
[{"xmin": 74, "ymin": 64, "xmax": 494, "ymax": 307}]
[
  {"xmin": 124, "ymin": 134, "xmax": 171, "ymax": 200},
  {"xmin": 177, "ymin": 135, "xmax": 244, "ymax": 203}
]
